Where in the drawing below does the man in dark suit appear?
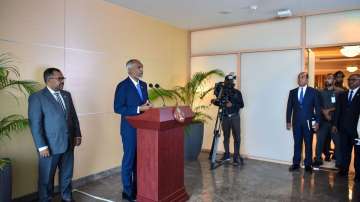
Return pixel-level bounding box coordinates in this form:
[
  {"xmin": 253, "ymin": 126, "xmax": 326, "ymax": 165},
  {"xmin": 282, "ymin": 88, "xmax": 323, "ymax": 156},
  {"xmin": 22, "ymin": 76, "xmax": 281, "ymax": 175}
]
[
  {"xmin": 28, "ymin": 68, "xmax": 81, "ymax": 202},
  {"xmin": 286, "ymin": 72, "xmax": 320, "ymax": 172},
  {"xmin": 114, "ymin": 59, "xmax": 152, "ymax": 202},
  {"xmin": 333, "ymin": 73, "xmax": 360, "ymax": 182}
]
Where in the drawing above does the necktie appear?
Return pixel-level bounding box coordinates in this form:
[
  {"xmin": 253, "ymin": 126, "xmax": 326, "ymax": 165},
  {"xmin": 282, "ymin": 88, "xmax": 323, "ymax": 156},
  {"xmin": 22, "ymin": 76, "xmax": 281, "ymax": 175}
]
[
  {"xmin": 348, "ymin": 90, "xmax": 354, "ymax": 103},
  {"xmin": 54, "ymin": 92, "xmax": 66, "ymax": 113},
  {"xmin": 299, "ymin": 87, "xmax": 304, "ymax": 104},
  {"xmin": 136, "ymin": 83, "xmax": 143, "ymax": 101}
]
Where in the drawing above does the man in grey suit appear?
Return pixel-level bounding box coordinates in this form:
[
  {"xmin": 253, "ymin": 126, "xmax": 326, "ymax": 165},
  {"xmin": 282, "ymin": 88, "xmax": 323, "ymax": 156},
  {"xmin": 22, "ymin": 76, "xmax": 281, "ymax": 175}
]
[{"xmin": 28, "ymin": 68, "xmax": 82, "ymax": 202}]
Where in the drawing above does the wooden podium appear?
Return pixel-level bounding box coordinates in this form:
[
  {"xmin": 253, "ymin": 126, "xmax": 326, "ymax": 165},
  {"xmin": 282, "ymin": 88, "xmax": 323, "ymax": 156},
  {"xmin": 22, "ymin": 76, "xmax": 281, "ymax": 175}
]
[{"xmin": 127, "ymin": 106, "xmax": 194, "ymax": 202}]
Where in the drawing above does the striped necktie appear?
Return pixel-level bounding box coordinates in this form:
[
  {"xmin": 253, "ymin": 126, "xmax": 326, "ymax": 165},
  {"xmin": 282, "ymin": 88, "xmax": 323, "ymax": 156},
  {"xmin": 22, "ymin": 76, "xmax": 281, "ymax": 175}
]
[{"xmin": 54, "ymin": 92, "xmax": 66, "ymax": 113}]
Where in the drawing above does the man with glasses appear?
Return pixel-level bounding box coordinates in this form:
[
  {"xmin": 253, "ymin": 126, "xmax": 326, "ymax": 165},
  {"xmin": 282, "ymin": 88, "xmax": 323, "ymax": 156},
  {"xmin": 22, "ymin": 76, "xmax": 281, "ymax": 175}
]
[
  {"xmin": 28, "ymin": 68, "xmax": 82, "ymax": 202},
  {"xmin": 333, "ymin": 74, "xmax": 360, "ymax": 182}
]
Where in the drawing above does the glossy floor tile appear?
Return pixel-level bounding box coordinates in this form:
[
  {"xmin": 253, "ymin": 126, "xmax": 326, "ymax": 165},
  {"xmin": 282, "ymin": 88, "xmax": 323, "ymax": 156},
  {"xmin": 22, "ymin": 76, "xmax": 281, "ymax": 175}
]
[{"xmin": 53, "ymin": 152, "xmax": 360, "ymax": 202}]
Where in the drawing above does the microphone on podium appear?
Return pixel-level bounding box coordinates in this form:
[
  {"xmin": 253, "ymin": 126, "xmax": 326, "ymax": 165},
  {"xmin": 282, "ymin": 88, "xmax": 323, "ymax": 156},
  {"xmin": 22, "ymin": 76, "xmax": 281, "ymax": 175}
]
[{"xmin": 149, "ymin": 83, "xmax": 166, "ymax": 107}]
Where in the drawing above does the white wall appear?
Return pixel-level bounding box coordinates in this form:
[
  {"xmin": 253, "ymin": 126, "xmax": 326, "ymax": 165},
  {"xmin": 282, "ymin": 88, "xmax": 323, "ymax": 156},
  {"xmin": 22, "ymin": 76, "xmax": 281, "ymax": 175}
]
[
  {"xmin": 191, "ymin": 10, "xmax": 360, "ymax": 164},
  {"xmin": 191, "ymin": 18, "xmax": 301, "ymax": 55},
  {"xmin": 241, "ymin": 50, "xmax": 301, "ymax": 162},
  {"xmin": 306, "ymin": 10, "xmax": 360, "ymax": 46}
]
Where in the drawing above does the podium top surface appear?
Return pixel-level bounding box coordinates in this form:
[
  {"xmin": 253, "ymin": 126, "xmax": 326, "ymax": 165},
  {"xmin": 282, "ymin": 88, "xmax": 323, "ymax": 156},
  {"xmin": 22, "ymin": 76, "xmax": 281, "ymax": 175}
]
[{"xmin": 126, "ymin": 106, "xmax": 194, "ymax": 130}]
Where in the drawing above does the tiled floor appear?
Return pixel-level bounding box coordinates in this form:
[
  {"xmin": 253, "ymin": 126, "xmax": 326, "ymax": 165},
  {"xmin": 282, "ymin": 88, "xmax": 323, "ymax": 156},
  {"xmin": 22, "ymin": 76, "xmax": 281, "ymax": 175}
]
[{"xmin": 53, "ymin": 153, "xmax": 360, "ymax": 202}]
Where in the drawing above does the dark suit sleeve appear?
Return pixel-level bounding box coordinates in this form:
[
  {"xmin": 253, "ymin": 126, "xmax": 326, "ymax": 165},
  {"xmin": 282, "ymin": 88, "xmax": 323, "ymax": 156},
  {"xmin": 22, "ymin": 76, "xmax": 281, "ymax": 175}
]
[
  {"xmin": 68, "ymin": 93, "xmax": 81, "ymax": 137},
  {"xmin": 28, "ymin": 94, "xmax": 47, "ymax": 149},
  {"xmin": 314, "ymin": 89, "xmax": 321, "ymax": 123},
  {"xmin": 114, "ymin": 83, "xmax": 138, "ymax": 116},
  {"xmin": 286, "ymin": 90, "xmax": 293, "ymax": 124},
  {"xmin": 234, "ymin": 90, "xmax": 244, "ymax": 109}
]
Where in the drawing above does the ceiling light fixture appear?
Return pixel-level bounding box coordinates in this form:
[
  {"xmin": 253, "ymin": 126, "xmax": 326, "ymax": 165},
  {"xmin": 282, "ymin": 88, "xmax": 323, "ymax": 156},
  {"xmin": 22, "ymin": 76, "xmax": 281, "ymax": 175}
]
[
  {"xmin": 249, "ymin": 5, "xmax": 258, "ymax": 10},
  {"xmin": 340, "ymin": 45, "xmax": 360, "ymax": 57},
  {"xmin": 277, "ymin": 9, "xmax": 292, "ymax": 18},
  {"xmin": 346, "ymin": 66, "xmax": 358, "ymax": 73}
]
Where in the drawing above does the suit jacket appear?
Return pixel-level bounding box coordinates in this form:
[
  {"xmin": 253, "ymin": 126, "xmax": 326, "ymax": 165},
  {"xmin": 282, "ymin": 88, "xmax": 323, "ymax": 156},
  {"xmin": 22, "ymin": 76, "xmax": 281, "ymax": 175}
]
[
  {"xmin": 114, "ymin": 77, "xmax": 148, "ymax": 134},
  {"xmin": 28, "ymin": 88, "xmax": 81, "ymax": 154},
  {"xmin": 334, "ymin": 89, "xmax": 360, "ymax": 137},
  {"xmin": 286, "ymin": 86, "xmax": 321, "ymax": 126}
]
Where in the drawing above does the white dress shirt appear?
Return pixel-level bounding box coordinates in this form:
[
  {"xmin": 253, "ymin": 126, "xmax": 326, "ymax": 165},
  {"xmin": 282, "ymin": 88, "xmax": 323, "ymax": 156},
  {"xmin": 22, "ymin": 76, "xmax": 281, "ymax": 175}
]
[
  {"xmin": 297, "ymin": 85, "xmax": 308, "ymax": 101},
  {"xmin": 348, "ymin": 87, "xmax": 359, "ymax": 101}
]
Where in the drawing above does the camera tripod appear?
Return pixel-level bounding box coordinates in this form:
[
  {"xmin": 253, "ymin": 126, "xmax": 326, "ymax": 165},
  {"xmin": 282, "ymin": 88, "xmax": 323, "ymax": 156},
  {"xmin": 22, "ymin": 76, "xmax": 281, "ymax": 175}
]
[{"xmin": 208, "ymin": 105, "xmax": 229, "ymax": 170}]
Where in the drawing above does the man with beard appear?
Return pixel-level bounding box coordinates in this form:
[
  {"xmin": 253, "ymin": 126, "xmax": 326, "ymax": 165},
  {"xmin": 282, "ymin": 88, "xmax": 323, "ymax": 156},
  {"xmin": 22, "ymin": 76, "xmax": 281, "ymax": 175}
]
[
  {"xmin": 333, "ymin": 74, "xmax": 360, "ymax": 182},
  {"xmin": 313, "ymin": 73, "xmax": 341, "ymax": 168},
  {"xmin": 28, "ymin": 68, "xmax": 82, "ymax": 202},
  {"xmin": 114, "ymin": 59, "xmax": 152, "ymax": 201}
]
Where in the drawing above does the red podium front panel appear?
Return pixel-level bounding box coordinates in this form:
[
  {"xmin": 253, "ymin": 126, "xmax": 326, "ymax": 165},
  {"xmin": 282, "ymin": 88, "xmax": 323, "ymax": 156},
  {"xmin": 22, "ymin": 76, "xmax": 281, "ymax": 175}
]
[{"xmin": 127, "ymin": 106, "xmax": 193, "ymax": 202}]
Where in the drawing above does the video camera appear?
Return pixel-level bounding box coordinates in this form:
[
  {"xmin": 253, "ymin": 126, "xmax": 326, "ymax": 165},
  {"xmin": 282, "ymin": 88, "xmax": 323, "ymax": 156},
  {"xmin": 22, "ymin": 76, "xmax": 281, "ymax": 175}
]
[{"xmin": 213, "ymin": 72, "xmax": 236, "ymax": 107}]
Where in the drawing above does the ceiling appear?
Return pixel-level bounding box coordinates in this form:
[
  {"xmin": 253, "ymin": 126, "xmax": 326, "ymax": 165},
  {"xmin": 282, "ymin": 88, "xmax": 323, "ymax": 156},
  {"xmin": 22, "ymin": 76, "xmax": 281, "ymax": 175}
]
[{"xmin": 106, "ymin": 0, "xmax": 360, "ymax": 30}]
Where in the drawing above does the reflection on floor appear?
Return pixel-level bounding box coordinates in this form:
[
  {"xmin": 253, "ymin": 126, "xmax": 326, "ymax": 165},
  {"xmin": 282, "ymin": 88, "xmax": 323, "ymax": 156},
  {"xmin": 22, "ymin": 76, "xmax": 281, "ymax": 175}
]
[{"xmin": 52, "ymin": 152, "xmax": 359, "ymax": 202}]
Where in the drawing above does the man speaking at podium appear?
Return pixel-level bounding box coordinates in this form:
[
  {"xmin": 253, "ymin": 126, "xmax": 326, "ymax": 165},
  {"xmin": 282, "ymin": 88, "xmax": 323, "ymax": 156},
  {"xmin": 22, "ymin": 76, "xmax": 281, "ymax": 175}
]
[{"xmin": 114, "ymin": 59, "xmax": 152, "ymax": 202}]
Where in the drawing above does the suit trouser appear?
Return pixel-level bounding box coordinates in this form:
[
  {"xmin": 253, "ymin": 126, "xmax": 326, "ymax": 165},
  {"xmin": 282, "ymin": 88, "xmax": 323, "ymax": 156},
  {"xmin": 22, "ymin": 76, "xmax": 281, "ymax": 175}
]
[
  {"xmin": 38, "ymin": 148, "xmax": 74, "ymax": 202},
  {"xmin": 121, "ymin": 130, "xmax": 137, "ymax": 196},
  {"xmin": 292, "ymin": 121, "xmax": 313, "ymax": 166},
  {"xmin": 340, "ymin": 131, "xmax": 360, "ymax": 176},
  {"xmin": 222, "ymin": 115, "xmax": 241, "ymax": 158},
  {"xmin": 315, "ymin": 121, "xmax": 341, "ymax": 165}
]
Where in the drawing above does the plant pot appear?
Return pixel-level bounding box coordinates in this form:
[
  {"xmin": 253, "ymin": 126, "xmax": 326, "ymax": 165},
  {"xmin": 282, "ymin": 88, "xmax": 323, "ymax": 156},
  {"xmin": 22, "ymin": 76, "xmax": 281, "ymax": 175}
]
[
  {"xmin": 184, "ymin": 122, "xmax": 204, "ymax": 161},
  {"xmin": 0, "ymin": 159, "xmax": 12, "ymax": 202}
]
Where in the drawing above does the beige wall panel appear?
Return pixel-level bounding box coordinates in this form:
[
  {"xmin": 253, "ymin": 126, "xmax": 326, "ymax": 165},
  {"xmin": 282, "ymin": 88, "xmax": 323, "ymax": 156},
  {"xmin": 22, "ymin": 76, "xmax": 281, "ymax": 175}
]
[
  {"xmin": 64, "ymin": 50, "xmax": 121, "ymax": 114},
  {"xmin": 306, "ymin": 10, "xmax": 360, "ymax": 46},
  {"xmin": 73, "ymin": 113, "xmax": 122, "ymax": 179},
  {"xmin": 191, "ymin": 18, "xmax": 301, "ymax": 55},
  {"xmin": 191, "ymin": 55, "xmax": 238, "ymax": 152},
  {"xmin": 0, "ymin": 0, "xmax": 65, "ymax": 46},
  {"xmin": 0, "ymin": 41, "xmax": 64, "ymax": 116},
  {"xmin": 1, "ymin": 0, "xmax": 188, "ymax": 199}
]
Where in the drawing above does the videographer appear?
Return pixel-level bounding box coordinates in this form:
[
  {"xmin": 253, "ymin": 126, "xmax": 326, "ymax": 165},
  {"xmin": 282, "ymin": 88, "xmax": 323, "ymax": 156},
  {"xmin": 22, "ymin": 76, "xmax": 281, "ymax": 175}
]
[{"xmin": 211, "ymin": 73, "xmax": 244, "ymax": 166}]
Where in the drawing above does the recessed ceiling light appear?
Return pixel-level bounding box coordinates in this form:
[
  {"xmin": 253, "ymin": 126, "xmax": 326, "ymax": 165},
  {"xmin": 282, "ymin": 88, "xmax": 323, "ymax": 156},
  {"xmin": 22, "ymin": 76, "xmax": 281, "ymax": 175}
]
[
  {"xmin": 249, "ymin": 5, "xmax": 258, "ymax": 10},
  {"xmin": 219, "ymin": 10, "xmax": 232, "ymax": 15}
]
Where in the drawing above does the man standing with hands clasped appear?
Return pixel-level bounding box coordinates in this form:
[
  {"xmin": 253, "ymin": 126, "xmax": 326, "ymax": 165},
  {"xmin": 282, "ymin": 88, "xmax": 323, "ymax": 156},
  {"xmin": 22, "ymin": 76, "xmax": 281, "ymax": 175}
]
[
  {"xmin": 114, "ymin": 59, "xmax": 152, "ymax": 202},
  {"xmin": 286, "ymin": 72, "xmax": 320, "ymax": 173},
  {"xmin": 333, "ymin": 73, "xmax": 360, "ymax": 182},
  {"xmin": 28, "ymin": 68, "xmax": 82, "ymax": 202}
]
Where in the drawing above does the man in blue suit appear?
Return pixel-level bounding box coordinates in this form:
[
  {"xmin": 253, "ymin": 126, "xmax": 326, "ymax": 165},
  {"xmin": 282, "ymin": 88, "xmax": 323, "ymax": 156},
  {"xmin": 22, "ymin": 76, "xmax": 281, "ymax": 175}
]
[
  {"xmin": 286, "ymin": 72, "xmax": 320, "ymax": 172},
  {"xmin": 28, "ymin": 68, "xmax": 82, "ymax": 202},
  {"xmin": 114, "ymin": 59, "xmax": 152, "ymax": 202}
]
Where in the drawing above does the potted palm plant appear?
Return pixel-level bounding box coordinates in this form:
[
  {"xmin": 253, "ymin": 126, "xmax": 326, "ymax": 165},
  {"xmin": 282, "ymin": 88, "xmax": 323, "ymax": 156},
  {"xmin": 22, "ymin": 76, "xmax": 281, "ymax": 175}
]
[
  {"xmin": 0, "ymin": 53, "xmax": 40, "ymax": 202},
  {"xmin": 148, "ymin": 69, "xmax": 224, "ymax": 161}
]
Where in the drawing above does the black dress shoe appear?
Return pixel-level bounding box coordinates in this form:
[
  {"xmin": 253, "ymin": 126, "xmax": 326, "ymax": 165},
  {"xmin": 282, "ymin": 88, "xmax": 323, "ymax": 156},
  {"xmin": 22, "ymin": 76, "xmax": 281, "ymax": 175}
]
[
  {"xmin": 122, "ymin": 192, "xmax": 136, "ymax": 202},
  {"xmin": 305, "ymin": 166, "xmax": 313, "ymax": 172},
  {"xmin": 289, "ymin": 165, "xmax": 300, "ymax": 172}
]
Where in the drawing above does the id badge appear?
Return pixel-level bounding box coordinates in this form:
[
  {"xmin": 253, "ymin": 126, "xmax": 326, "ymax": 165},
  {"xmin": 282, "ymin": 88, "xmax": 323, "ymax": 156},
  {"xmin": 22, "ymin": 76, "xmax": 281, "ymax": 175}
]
[{"xmin": 331, "ymin": 96, "xmax": 336, "ymax": 103}]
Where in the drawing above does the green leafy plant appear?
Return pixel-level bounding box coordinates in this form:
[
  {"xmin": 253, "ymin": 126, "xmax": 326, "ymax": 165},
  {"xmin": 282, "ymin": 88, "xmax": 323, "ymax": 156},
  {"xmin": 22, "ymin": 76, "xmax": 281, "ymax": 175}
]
[
  {"xmin": 0, "ymin": 53, "xmax": 41, "ymax": 169},
  {"xmin": 148, "ymin": 69, "xmax": 224, "ymax": 123}
]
